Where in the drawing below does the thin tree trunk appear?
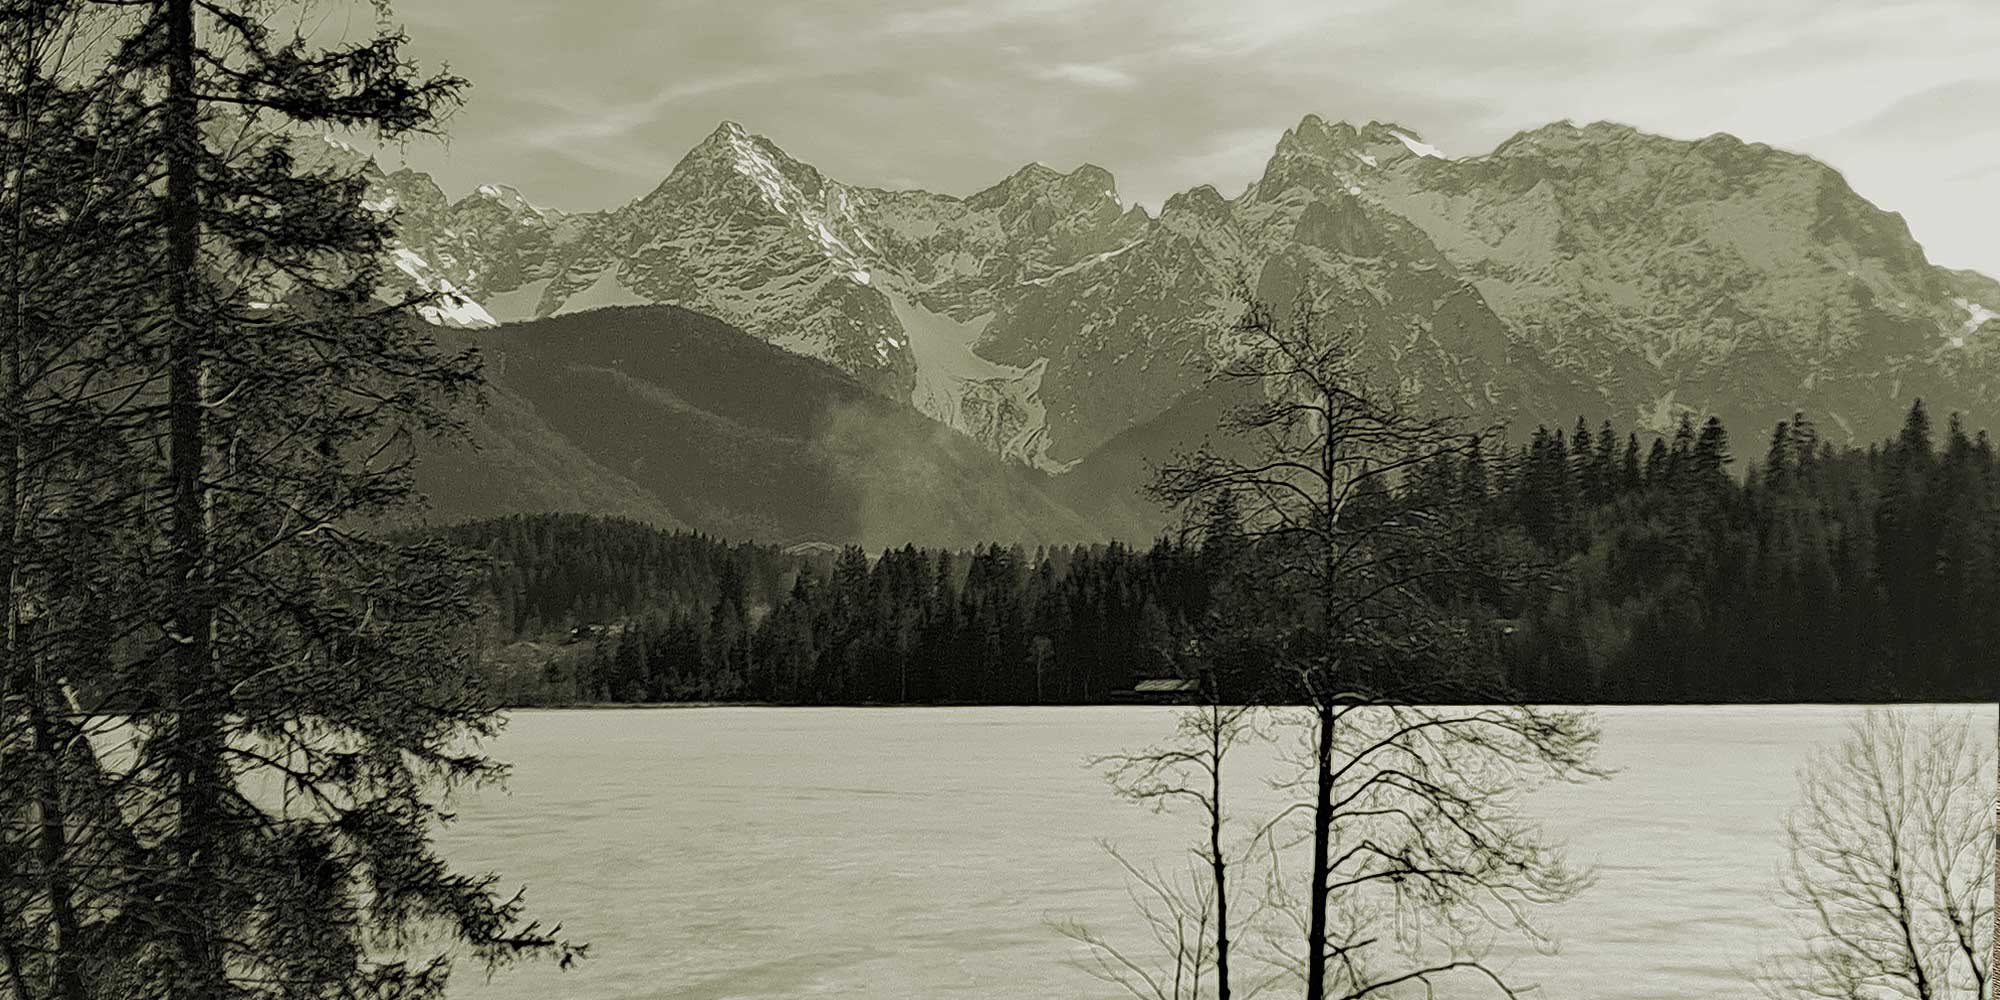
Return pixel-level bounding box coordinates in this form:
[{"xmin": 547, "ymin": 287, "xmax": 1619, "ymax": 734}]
[
  {"xmin": 1886, "ymin": 851, "xmax": 1932, "ymax": 1000},
  {"xmin": 162, "ymin": 0, "xmax": 225, "ymax": 993},
  {"xmin": 1305, "ymin": 386, "xmax": 1338, "ymax": 1000},
  {"xmin": 25, "ymin": 675, "xmax": 80, "ymax": 1000},
  {"xmin": 5, "ymin": 9, "xmax": 81, "ymax": 998},
  {"xmin": 1, "ymin": 932, "xmax": 31, "ymax": 1000},
  {"xmin": 1303, "ymin": 696, "xmax": 1333, "ymax": 1000},
  {"xmin": 1208, "ymin": 704, "xmax": 1230, "ymax": 1000}
]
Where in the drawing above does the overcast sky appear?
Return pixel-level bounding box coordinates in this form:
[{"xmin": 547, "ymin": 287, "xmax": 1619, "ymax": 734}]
[{"xmin": 379, "ymin": 0, "xmax": 2000, "ymax": 277}]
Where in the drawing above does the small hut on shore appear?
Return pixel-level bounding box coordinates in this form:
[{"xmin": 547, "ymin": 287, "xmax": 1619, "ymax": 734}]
[{"xmin": 1112, "ymin": 678, "xmax": 1199, "ymax": 703}]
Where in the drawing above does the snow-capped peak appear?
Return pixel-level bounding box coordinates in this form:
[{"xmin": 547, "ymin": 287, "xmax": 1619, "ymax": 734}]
[
  {"xmin": 467, "ymin": 182, "xmax": 555, "ymax": 220},
  {"xmin": 668, "ymin": 121, "xmax": 882, "ymax": 287},
  {"xmin": 722, "ymin": 126, "xmax": 797, "ymax": 212}
]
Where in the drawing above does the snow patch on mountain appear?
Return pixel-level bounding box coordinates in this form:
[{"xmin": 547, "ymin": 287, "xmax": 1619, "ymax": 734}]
[
  {"xmin": 1020, "ymin": 240, "xmax": 1142, "ymax": 287},
  {"xmin": 318, "ymin": 133, "xmax": 359, "ymax": 156},
  {"xmin": 886, "ymin": 292, "xmax": 1061, "ymax": 470},
  {"xmin": 553, "ymin": 269, "xmax": 648, "ymax": 316},
  {"xmin": 1951, "ymin": 297, "xmax": 1997, "ymax": 348},
  {"xmin": 1393, "ymin": 131, "xmax": 1444, "ymax": 159},
  {"xmin": 484, "ymin": 278, "xmax": 552, "ymax": 324},
  {"xmin": 1637, "ymin": 390, "xmax": 1684, "ymax": 435},
  {"xmin": 423, "ymin": 282, "xmax": 498, "ymax": 328},
  {"xmin": 389, "ymin": 248, "xmax": 498, "ymax": 329}
]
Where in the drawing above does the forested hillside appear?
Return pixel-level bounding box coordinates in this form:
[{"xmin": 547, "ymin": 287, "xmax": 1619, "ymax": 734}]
[
  {"xmin": 410, "ymin": 305, "xmax": 1115, "ymax": 545},
  {"xmin": 444, "ymin": 401, "xmax": 1996, "ymax": 705}
]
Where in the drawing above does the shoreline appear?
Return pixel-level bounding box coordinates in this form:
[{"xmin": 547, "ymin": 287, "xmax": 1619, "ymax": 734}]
[{"xmin": 499, "ymin": 699, "xmax": 2000, "ymax": 711}]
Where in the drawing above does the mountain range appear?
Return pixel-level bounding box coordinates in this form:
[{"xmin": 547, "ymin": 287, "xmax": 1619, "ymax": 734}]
[{"xmin": 364, "ymin": 114, "xmax": 2000, "ymax": 540}]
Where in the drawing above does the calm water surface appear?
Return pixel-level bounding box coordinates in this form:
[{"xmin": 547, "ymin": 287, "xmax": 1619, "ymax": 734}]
[{"xmin": 435, "ymin": 705, "xmax": 1994, "ymax": 1000}]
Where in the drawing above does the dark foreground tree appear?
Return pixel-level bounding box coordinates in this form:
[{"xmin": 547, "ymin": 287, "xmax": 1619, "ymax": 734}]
[
  {"xmin": 1150, "ymin": 288, "xmax": 1603, "ymax": 1000},
  {"xmin": 0, "ymin": 2, "xmax": 166, "ymax": 995},
  {"xmin": 0, "ymin": 1, "xmax": 578, "ymax": 996},
  {"xmin": 1761, "ymin": 709, "xmax": 1993, "ymax": 1000},
  {"xmin": 128, "ymin": 0, "xmax": 580, "ymax": 992}
]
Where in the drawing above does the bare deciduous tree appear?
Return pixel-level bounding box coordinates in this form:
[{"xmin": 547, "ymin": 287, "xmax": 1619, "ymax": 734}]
[
  {"xmin": 1052, "ymin": 843, "xmax": 1243, "ymax": 1000},
  {"xmin": 1083, "ymin": 700, "xmax": 1266, "ymax": 998},
  {"xmin": 1250, "ymin": 703, "xmax": 1597, "ymax": 1000},
  {"xmin": 1149, "ymin": 286, "xmax": 1604, "ymax": 1000},
  {"xmin": 1056, "ymin": 488, "xmax": 1282, "ymax": 1000},
  {"xmin": 1762, "ymin": 709, "xmax": 1994, "ymax": 1000}
]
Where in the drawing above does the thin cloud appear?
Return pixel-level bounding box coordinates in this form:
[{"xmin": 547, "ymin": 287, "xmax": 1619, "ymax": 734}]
[
  {"xmin": 1034, "ymin": 63, "xmax": 1138, "ymax": 89},
  {"xmin": 1950, "ymin": 161, "xmax": 2000, "ymax": 182},
  {"xmin": 520, "ymin": 68, "xmax": 799, "ymax": 145},
  {"xmin": 1823, "ymin": 76, "xmax": 2000, "ymax": 144},
  {"xmin": 870, "ymin": 0, "xmax": 1101, "ymax": 39}
]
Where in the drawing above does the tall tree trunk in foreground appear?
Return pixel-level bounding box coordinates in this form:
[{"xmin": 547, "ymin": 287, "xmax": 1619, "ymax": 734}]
[
  {"xmin": 157, "ymin": 0, "xmax": 229, "ymax": 992},
  {"xmin": 1301, "ymin": 697, "xmax": 1332, "ymax": 1000},
  {"xmin": 1207, "ymin": 701, "xmax": 1232, "ymax": 1000}
]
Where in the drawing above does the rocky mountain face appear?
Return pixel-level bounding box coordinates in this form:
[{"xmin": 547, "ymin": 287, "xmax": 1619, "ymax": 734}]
[
  {"xmin": 381, "ymin": 123, "xmax": 1155, "ymax": 469},
  {"xmin": 1336, "ymin": 119, "xmax": 2000, "ymax": 441},
  {"xmin": 376, "ymin": 116, "xmax": 2000, "ymax": 469}
]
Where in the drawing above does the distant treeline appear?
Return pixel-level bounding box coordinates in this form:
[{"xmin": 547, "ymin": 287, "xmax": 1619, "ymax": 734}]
[{"xmin": 440, "ymin": 401, "xmax": 1996, "ymax": 704}]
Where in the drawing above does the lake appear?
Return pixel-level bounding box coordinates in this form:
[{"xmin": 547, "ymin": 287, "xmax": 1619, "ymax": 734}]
[{"xmin": 434, "ymin": 705, "xmax": 1995, "ymax": 1000}]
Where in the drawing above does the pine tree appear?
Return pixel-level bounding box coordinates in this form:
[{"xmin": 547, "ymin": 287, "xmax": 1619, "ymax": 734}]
[
  {"xmin": 1646, "ymin": 437, "xmax": 1670, "ymax": 486},
  {"xmin": 1669, "ymin": 413, "xmax": 1698, "ymax": 483},
  {"xmin": 77, "ymin": 1, "xmax": 583, "ymax": 993},
  {"xmin": 0, "ymin": 4, "xmax": 164, "ymax": 993},
  {"xmin": 1765, "ymin": 420, "xmax": 1793, "ymax": 491},
  {"xmin": 1693, "ymin": 416, "xmax": 1733, "ymax": 499},
  {"xmin": 1932, "ymin": 414, "xmax": 1992, "ymax": 697},
  {"xmin": 1593, "ymin": 420, "xmax": 1618, "ymax": 507},
  {"xmin": 1788, "ymin": 412, "xmax": 1819, "ymax": 479},
  {"xmin": 1460, "ymin": 435, "xmax": 1490, "ymax": 504},
  {"xmin": 1571, "ymin": 416, "xmax": 1596, "ymax": 508},
  {"xmin": 1876, "ymin": 399, "xmax": 1939, "ymax": 695}
]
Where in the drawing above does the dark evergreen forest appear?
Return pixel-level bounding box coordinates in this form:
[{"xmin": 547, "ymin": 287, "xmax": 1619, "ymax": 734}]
[{"xmin": 439, "ymin": 402, "xmax": 1998, "ymax": 705}]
